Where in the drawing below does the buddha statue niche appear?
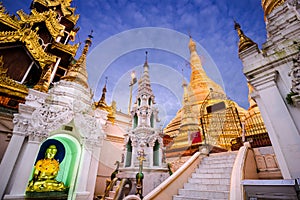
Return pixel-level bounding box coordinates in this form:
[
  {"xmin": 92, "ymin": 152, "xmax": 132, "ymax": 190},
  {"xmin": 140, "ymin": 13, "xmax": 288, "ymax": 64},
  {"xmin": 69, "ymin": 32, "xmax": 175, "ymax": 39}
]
[{"xmin": 27, "ymin": 145, "xmax": 67, "ymax": 192}]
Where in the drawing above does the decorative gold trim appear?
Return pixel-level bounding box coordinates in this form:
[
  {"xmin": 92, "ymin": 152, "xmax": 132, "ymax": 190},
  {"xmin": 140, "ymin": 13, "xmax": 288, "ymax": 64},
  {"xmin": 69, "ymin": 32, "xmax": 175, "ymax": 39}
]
[
  {"xmin": 17, "ymin": 9, "xmax": 65, "ymax": 39},
  {"xmin": 33, "ymin": 0, "xmax": 79, "ymax": 24},
  {"xmin": 51, "ymin": 42, "xmax": 79, "ymax": 57},
  {"xmin": 65, "ymin": 14, "xmax": 79, "ymax": 25},
  {"xmin": 0, "ymin": 5, "xmax": 21, "ymax": 30},
  {"xmin": 0, "ymin": 28, "xmax": 57, "ymax": 69},
  {"xmin": 0, "ymin": 56, "xmax": 28, "ymax": 99}
]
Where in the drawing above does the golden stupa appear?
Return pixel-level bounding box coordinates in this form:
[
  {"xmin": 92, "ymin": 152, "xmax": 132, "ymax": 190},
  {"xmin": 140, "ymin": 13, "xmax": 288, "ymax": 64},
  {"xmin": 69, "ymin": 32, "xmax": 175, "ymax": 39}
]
[
  {"xmin": 244, "ymin": 83, "xmax": 267, "ymax": 135},
  {"xmin": 164, "ymin": 37, "xmax": 247, "ymax": 157}
]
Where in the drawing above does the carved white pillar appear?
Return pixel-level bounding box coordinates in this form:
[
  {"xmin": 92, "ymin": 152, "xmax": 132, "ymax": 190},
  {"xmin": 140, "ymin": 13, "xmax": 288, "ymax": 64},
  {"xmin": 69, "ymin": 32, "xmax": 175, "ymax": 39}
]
[
  {"xmin": 251, "ymin": 72, "xmax": 299, "ymax": 179},
  {"xmin": 76, "ymin": 145, "xmax": 92, "ymax": 193},
  {"xmin": 148, "ymin": 145, "xmax": 153, "ymax": 167},
  {"xmin": 86, "ymin": 143, "xmax": 101, "ymax": 200},
  {"xmin": 50, "ymin": 57, "xmax": 61, "ymax": 83},
  {"xmin": 0, "ymin": 133, "xmax": 26, "ymax": 198},
  {"xmin": 131, "ymin": 146, "xmax": 136, "ymax": 167},
  {"xmin": 9, "ymin": 139, "xmax": 41, "ymax": 195},
  {"xmin": 158, "ymin": 148, "xmax": 163, "ymax": 167}
]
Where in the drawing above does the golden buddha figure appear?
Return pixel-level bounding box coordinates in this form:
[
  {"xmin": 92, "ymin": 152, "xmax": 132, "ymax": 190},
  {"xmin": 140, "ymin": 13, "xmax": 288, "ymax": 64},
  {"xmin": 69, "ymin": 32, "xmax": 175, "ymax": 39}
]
[{"xmin": 27, "ymin": 145, "xmax": 67, "ymax": 192}]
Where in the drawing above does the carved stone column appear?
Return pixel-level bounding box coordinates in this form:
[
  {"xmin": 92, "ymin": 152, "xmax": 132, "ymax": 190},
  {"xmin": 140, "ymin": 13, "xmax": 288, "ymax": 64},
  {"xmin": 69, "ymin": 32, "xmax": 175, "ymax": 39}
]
[
  {"xmin": 9, "ymin": 132, "xmax": 45, "ymax": 195},
  {"xmin": 250, "ymin": 72, "xmax": 299, "ymax": 179}
]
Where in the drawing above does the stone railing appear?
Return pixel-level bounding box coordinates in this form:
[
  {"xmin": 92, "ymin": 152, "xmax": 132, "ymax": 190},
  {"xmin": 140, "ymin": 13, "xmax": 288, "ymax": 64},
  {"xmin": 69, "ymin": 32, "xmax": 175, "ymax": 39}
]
[{"xmin": 143, "ymin": 152, "xmax": 201, "ymax": 200}]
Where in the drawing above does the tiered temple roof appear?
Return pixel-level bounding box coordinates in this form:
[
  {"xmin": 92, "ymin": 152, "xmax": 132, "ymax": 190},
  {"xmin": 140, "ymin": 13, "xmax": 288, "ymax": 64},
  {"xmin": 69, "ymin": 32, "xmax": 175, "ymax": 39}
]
[{"xmin": 0, "ymin": 0, "xmax": 80, "ymax": 110}]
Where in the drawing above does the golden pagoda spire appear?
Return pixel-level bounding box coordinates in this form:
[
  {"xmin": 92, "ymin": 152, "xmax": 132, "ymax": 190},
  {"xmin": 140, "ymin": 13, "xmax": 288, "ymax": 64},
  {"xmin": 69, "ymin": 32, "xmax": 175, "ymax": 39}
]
[
  {"xmin": 33, "ymin": 64, "xmax": 53, "ymax": 93},
  {"xmin": 61, "ymin": 32, "xmax": 92, "ymax": 88},
  {"xmin": 262, "ymin": 0, "xmax": 285, "ymax": 20},
  {"xmin": 96, "ymin": 77, "xmax": 108, "ymax": 109},
  {"xmin": 182, "ymin": 70, "xmax": 189, "ymax": 104},
  {"xmin": 234, "ymin": 21, "xmax": 257, "ymax": 53},
  {"xmin": 188, "ymin": 36, "xmax": 225, "ymax": 102},
  {"xmin": 94, "ymin": 77, "xmax": 116, "ymax": 124}
]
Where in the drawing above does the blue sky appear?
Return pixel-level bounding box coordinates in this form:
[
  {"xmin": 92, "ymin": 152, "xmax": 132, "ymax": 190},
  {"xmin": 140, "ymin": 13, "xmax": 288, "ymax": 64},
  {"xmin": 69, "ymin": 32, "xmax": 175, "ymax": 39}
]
[{"xmin": 2, "ymin": 0, "xmax": 267, "ymax": 126}]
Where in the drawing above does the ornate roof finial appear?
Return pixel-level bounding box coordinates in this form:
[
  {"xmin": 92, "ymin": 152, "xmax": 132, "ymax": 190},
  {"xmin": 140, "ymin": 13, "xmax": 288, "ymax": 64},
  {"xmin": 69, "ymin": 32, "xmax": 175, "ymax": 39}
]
[
  {"xmin": 145, "ymin": 51, "xmax": 148, "ymax": 64},
  {"xmin": 188, "ymin": 35, "xmax": 196, "ymax": 52},
  {"xmin": 98, "ymin": 76, "xmax": 108, "ymax": 106},
  {"xmin": 103, "ymin": 76, "xmax": 108, "ymax": 93},
  {"xmin": 181, "ymin": 67, "xmax": 187, "ymax": 86},
  {"xmin": 234, "ymin": 20, "xmax": 257, "ymax": 53},
  {"xmin": 188, "ymin": 29, "xmax": 191, "ymax": 38}
]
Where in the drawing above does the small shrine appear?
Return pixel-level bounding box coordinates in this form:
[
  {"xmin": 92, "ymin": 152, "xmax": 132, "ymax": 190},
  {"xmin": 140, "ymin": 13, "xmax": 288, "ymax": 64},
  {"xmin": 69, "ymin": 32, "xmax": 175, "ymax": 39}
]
[{"xmin": 118, "ymin": 52, "xmax": 169, "ymax": 196}]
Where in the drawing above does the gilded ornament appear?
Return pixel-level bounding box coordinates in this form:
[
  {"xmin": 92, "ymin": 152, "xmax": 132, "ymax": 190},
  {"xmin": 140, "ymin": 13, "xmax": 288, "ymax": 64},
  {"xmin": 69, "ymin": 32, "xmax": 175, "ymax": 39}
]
[
  {"xmin": 26, "ymin": 145, "xmax": 67, "ymax": 192},
  {"xmin": 0, "ymin": 5, "xmax": 20, "ymax": 30},
  {"xmin": 17, "ymin": 9, "xmax": 65, "ymax": 39},
  {"xmin": 51, "ymin": 42, "xmax": 79, "ymax": 57}
]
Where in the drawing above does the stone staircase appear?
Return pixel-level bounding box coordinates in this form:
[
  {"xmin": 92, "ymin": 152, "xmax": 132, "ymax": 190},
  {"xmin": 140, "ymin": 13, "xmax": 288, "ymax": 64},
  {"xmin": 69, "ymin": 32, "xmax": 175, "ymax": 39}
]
[{"xmin": 173, "ymin": 151, "xmax": 238, "ymax": 200}]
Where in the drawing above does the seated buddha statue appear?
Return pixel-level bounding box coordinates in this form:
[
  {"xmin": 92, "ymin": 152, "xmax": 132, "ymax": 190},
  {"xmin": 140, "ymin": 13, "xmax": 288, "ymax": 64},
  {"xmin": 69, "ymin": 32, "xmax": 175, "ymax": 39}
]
[{"xmin": 26, "ymin": 145, "xmax": 67, "ymax": 192}]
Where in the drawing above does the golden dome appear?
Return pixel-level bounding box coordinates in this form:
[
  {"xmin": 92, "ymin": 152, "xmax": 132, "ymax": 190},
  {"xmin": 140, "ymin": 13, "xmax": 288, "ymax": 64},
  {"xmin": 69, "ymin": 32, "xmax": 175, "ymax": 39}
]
[{"xmin": 262, "ymin": 0, "xmax": 285, "ymax": 19}]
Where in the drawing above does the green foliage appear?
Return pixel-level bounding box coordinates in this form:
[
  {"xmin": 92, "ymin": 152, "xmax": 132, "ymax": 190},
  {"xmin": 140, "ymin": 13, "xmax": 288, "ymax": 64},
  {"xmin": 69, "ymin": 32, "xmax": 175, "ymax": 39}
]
[
  {"xmin": 286, "ymin": 91, "xmax": 298, "ymax": 105},
  {"xmin": 167, "ymin": 163, "xmax": 173, "ymax": 175}
]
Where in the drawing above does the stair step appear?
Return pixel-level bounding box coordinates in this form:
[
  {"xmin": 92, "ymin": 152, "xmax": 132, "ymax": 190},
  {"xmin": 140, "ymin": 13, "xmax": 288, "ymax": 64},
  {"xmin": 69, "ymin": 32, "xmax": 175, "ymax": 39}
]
[
  {"xmin": 173, "ymin": 195, "xmax": 227, "ymax": 200},
  {"xmin": 199, "ymin": 163, "xmax": 234, "ymax": 168},
  {"xmin": 201, "ymin": 158, "xmax": 235, "ymax": 164},
  {"xmin": 188, "ymin": 177, "xmax": 230, "ymax": 185},
  {"xmin": 184, "ymin": 182, "xmax": 229, "ymax": 191},
  {"xmin": 178, "ymin": 189, "xmax": 229, "ymax": 199},
  {"xmin": 196, "ymin": 167, "xmax": 232, "ymax": 174},
  {"xmin": 204, "ymin": 153, "xmax": 237, "ymax": 160},
  {"xmin": 173, "ymin": 196, "xmax": 209, "ymax": 200},
  {"xmin": 192, "ymin": 172, "xmax": 231, "ymax": 179}
]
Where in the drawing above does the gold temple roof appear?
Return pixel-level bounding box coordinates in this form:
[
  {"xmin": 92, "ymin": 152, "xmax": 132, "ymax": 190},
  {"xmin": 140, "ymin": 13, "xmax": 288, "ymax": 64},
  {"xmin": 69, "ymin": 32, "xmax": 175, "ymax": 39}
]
[
  {"xmin": 262, "ymin": 0, "xmax": 285, "ymax": 19},
  {"xmin": 51, "ymin": 42, "xmax": 79, "ymax": 57},
  {"xmin": 0, "ymin": 28, "xmax": 57, "ymax": 69},
  {"xmin": 17, "ymin": 9, "xmax": 65, "ymax": 39},
  {"xmin": 0, "ymin": 5, "xmax": 20, "ymax": 30},
  {"xmin": 0, "ymin": 56, "xmax": 28, "ymax": 100},
  {"xmin": 32, "ymin": 0, "xmax": 80, "ymax": 24},
  {"xmin": 0, "ymin": 1, "xmax": 79, "ymax": 68}
]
